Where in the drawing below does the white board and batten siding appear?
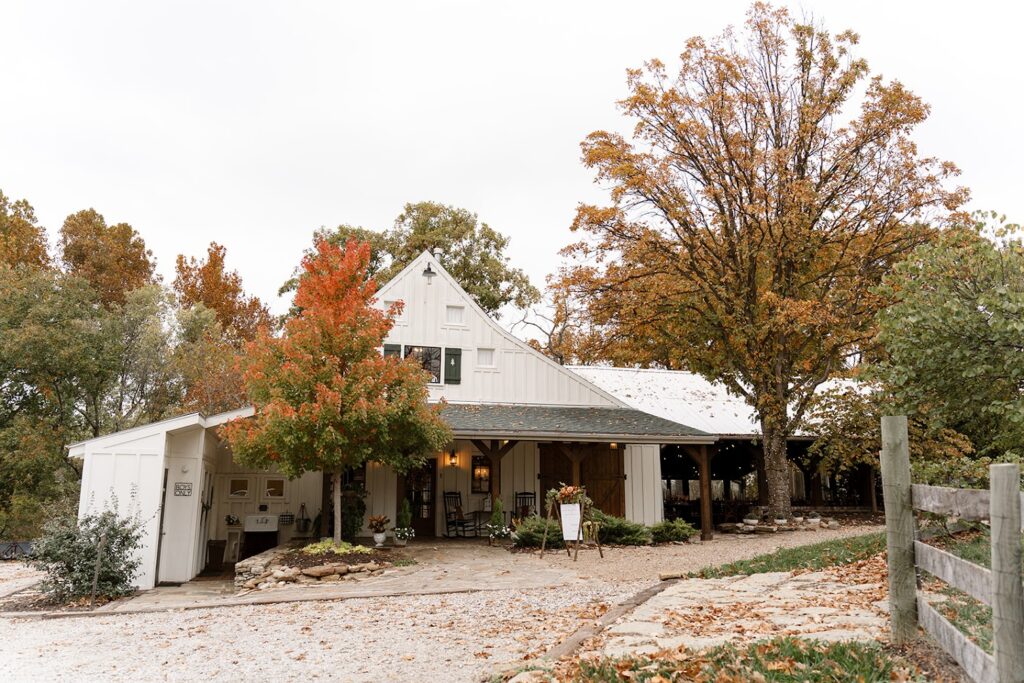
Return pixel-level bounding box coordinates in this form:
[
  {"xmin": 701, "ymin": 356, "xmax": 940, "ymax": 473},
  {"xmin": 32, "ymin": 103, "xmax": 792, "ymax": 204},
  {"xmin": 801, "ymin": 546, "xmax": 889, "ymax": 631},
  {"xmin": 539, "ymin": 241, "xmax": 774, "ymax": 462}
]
[
  {"xmin": 624, "ymin": 444, "xmax": 664, "ymax": 525},
  {"xmin": 374, "ymin": 251, "xmax": 622, "ymax": 408},
  {"xmin": 71, "ymin": 418, "xmax": 184, "ymax": 590}
]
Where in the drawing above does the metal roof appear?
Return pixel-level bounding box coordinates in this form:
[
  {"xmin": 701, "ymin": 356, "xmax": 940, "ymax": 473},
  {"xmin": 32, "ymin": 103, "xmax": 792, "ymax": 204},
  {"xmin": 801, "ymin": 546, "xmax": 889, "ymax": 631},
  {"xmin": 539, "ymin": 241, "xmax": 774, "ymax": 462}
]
[
  {"xmin": 568, "ymin": 366, "xmax": 843, "ymax": 438},
  {"xmin": 439, "ymin": 403, "xmax": 712, "ymax": 444}
]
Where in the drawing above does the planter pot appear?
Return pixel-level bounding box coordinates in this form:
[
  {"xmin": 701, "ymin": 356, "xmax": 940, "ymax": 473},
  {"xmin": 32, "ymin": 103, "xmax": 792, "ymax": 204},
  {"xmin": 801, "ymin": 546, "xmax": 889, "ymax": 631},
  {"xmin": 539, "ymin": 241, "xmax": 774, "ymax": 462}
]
[
  {"xmin": 372, "ymin": 532, "xmax": 386, "ymax": 547},
  {"xmin": 807, "ymin": 518, "xmax": 820, "ymax": 527},
  {"xmin": 394, "ymin": 538, "xmax": 407, "ymax": 547},
  {"xmin": 743, "ymin": 519, "xmax": 759, "ymax": 526},
  {"xmin": 774, "ymin": 518, "xmax": 787, "ymax": 526},
  {"xmin": 793, "ymin": 516, "xmax": 804, "ymax": 523}
]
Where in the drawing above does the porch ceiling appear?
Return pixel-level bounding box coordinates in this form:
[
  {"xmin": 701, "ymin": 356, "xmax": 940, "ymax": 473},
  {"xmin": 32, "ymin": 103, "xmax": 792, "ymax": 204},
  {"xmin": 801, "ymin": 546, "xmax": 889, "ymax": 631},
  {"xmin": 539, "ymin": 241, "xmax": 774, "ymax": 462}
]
[{"xmin": 438, "ymin": 403, "xmax": 714, "ymax": 444}]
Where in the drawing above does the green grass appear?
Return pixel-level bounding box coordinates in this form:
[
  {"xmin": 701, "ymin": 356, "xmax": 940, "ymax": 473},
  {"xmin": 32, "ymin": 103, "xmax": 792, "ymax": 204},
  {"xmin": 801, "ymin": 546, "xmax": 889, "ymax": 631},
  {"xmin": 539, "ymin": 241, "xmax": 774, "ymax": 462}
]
[
  {"xmin": 391, "ymin": 557, "xmax": 418, "ymax": 567},
  {"xmin": 573, "ymin": 637, "xmax": 922, "ymax": 682},
  {"xmin": 688, "ymin": 532, "xmax": 886, "ymax": 579}
]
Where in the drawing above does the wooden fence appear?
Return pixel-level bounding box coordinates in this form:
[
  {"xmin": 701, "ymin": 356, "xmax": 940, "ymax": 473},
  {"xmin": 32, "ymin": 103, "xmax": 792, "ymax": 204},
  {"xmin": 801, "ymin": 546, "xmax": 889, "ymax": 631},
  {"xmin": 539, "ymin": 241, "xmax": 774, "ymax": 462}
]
[{"xmin": 880, "ymin": 415, "xmax": 1024, "ymax": 683}]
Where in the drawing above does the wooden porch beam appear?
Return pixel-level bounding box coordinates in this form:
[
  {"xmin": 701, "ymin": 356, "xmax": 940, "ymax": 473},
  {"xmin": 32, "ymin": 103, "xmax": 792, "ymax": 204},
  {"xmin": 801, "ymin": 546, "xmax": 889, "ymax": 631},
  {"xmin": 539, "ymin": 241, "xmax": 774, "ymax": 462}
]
[
  {"xmin": 554, "ymin": 442, "xmax": 589, "ymax": 487},
  {"xmin": 470, "ymin": 439, "xmax": 518, "ymax": 501}
]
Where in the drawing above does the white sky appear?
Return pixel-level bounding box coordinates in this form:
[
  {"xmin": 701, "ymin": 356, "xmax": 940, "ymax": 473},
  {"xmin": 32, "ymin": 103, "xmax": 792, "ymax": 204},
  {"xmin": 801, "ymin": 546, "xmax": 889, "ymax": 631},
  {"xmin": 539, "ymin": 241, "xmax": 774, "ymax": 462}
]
[{"xmin": 2, "ymin": 1, "xmax": 1021, "ymax": 317}]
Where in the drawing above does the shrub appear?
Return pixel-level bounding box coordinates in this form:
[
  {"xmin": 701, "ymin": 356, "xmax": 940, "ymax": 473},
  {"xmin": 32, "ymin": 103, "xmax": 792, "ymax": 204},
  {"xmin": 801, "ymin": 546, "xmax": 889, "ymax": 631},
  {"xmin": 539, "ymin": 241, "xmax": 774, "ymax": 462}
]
[
  {"xmin": 28, "ymin": 505, "xmax": 144, "ymax": 603},
  {"xmin": 650, "ymin": 518, "xmax": 697, "ymax": 543},
  {"xmin": 592, "ymin": 510, "xmax": 651, "ymax": 546},
  {"xmin": 301, "ymin": 539, "xmax": 371, "ymax": 555},
  {"xmin": 513, "ymin": 514, "xmax": 563, "ymax": 548},
  {"xmin": 395, "ymin": 498, "xmax": 413, "ymax": 529}
]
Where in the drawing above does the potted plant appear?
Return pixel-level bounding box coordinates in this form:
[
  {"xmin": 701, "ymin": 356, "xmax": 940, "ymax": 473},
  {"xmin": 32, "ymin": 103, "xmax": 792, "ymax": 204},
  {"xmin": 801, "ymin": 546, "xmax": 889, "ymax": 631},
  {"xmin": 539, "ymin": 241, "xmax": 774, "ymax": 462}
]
[
  {"xmin": 484, "ymin": 498, "xmax": 511, "ymax": 546},
  {"xmin": 742, "ymin": 513, "xmax": 759, "ymax": 526},
  {"xmin": 807, "ymin": 511, "xmax": 821, "ymax": 527},
  {"xmin": 368, "ymin": 514, "xmax": 390, "ymax": 547},
  {"xmin": 774, "ymin": 514, "xmax": 788, "ymax": 526},
  {"xmin": 393, "ymin": 499, "xmax": 414, "ymax": 547}
]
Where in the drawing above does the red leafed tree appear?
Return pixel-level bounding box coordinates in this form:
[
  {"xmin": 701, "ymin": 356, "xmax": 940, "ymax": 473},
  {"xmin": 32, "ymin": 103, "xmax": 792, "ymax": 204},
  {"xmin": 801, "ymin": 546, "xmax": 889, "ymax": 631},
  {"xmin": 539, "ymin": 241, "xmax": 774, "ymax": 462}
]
[{"xmin": 221, "ymin": 239, "xmax": 451, "ymax": 544}]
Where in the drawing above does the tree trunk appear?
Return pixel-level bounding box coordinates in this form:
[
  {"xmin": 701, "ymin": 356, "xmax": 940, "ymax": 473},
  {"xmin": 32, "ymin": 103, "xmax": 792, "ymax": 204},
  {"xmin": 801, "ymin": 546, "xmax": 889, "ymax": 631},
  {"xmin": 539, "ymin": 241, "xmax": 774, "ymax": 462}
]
[
  {"xmin": 332, "ymin": 469, "xmax": 342, "ymax": 546},
  {"xmin": 761, "ymin": 425, "xmax": 792, "ymax": 519}
]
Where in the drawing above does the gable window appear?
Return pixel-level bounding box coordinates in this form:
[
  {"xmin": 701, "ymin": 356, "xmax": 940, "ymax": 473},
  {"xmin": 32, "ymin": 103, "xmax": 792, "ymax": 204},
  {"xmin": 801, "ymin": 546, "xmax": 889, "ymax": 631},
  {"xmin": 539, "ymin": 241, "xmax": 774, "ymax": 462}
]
[
  {"xmin": 445, "ymin": 305, "xmax": 465, "ymax": 325},
  {"xmin": 477, "ymin": 348, "xmax": 495, "ymax": 367},
  {"xmin": 405, "ymin": 346, "xmax": 442, "ymax": 383}
]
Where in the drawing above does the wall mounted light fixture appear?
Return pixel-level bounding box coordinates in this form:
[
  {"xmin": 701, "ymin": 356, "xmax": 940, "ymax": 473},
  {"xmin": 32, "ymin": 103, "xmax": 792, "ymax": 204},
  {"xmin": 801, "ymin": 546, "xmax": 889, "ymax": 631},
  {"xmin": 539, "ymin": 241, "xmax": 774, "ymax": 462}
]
[{"xmin": 448, "ymin": 449, "xmax": 457, "ymax": 467}]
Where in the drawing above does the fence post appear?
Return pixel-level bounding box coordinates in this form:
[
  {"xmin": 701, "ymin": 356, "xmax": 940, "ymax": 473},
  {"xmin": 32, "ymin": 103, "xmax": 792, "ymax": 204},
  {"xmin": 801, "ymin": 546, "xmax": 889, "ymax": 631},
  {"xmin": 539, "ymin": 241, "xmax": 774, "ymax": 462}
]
[
  {"xmin": 990, "ymin": 463, "xmax": 1024, "ymax": 683},
  {"xmin": 880, "ymin": 415, "xmax": 917, "ymax": 644}
]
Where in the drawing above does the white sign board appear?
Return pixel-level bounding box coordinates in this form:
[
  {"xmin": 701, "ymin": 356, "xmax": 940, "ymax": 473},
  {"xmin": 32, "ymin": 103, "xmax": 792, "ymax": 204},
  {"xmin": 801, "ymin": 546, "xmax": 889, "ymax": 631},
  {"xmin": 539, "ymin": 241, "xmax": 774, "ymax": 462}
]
[{"xmin": 560, "ymin": 503, "xmax": 581, "ymax": 542}]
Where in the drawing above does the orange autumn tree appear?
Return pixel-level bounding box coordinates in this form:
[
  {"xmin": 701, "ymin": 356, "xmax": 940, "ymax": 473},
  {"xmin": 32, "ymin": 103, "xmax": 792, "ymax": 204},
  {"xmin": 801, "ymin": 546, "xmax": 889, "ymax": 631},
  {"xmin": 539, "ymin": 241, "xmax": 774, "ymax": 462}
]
[
  {"xmin": 559, "ymin": 4, "xmax": 966, "ymax": 516},
  {"xmin": 174, "ymin": 242, "xmax": 275, "ymax": 344},
  {"xmin": 222, "ymin": 239, "xmax": 451, "ymax": 544}
]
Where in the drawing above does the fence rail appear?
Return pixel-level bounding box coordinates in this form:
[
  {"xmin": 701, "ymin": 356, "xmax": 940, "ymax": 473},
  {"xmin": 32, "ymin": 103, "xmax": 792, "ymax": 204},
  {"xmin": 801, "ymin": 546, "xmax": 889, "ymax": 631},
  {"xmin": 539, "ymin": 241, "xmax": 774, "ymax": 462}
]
[{"xmin": 880, "ymin": 415, "xmax": 1024, "ymax": 683}]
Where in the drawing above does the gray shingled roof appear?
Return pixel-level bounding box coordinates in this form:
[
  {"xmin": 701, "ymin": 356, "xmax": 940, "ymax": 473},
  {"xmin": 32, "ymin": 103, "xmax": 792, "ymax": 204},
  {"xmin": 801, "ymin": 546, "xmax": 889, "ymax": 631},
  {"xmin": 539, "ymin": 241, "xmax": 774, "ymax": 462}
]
[{"xmin": 438, "ymin": 404, "xmax": 712, "ymax": 444}]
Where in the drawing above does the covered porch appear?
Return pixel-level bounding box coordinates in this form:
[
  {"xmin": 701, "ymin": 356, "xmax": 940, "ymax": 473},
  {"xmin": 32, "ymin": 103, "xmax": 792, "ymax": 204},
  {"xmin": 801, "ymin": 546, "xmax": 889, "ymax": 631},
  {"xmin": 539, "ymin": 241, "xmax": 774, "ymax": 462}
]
[{"xmin": 354, "ymin": 403, "xmax": 713, "ymax": 540}]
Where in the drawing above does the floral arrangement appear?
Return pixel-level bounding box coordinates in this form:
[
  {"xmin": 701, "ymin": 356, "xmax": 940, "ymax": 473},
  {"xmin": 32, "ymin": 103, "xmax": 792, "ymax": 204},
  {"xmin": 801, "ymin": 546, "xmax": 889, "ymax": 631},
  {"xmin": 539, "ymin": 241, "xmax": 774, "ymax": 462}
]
[
  {"xmin": 393, "ymin": 526, "xmax": 415, "ymax": 541},
  {"xmin": 486, "ymin": 523, "xmax": 512, "ymax": 539},
  {"xmin": 367, "ymin": 515, "xmax": 390, "ymax": 533},
  {"xmin": 224, "ymin": 514, "xmax": 240, "ymax": 526},
  {"xmin": 545, "ymin": 483, "xmax": 593, "ymax": 513}
]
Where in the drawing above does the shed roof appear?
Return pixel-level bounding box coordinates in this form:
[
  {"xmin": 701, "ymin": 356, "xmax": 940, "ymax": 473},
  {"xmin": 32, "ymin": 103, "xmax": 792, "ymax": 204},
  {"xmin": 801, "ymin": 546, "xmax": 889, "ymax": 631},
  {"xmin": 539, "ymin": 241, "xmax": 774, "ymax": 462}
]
[
  {"xmin": 439, "ymin": 403, "xmax": 712, "ymax": 444},
  {"xmin": 567, "ymin": 366, "xmax": 844, "ymax": 438}
]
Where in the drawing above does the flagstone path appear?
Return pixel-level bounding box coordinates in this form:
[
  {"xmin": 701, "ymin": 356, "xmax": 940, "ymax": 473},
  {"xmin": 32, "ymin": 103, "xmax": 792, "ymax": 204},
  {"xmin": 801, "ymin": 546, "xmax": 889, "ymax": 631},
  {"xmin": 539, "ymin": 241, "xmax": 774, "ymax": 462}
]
[{"xmin": 594, "ymin": 554, "xmax": 891, "ymax": 658}]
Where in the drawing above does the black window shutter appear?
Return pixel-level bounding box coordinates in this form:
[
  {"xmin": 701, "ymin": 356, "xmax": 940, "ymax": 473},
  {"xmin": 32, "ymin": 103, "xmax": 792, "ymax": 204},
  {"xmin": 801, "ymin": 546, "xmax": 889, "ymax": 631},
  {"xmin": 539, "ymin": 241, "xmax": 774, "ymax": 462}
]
[
  {"xmin": 383, "ymin": 344, "xmax": 402, "ymax": 358},
  {"xmin": 444, "ymin": 348, "xmax": 462, "ymax": 384}
]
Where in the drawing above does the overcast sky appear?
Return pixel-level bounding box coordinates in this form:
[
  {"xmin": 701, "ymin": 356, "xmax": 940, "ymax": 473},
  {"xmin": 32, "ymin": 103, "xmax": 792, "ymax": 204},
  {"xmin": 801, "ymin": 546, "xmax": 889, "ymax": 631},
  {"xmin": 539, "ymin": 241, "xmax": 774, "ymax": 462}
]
[{"xmin": 2, "ymin": 1, "xmax": 1020, "ymax": 318}]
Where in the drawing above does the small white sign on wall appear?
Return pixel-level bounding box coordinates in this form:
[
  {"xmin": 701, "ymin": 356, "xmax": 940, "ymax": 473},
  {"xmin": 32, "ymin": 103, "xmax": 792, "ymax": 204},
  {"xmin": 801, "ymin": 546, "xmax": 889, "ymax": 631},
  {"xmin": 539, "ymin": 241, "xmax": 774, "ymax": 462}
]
[{"xmin": 560, "ymin": 503, "xmax": 581, "ymax": 542}]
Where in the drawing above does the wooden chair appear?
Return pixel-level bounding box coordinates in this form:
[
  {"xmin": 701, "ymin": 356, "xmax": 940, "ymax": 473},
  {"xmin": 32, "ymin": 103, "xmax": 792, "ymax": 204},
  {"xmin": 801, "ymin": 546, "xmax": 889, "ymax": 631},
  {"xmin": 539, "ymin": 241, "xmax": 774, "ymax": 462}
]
[
  {"xmin": 443, "ymin": 491, "xmax": 474, "ymax": 537},
  {"xmin": 514, "ymin": 491, "xmax": 536, "ymax": 519}
]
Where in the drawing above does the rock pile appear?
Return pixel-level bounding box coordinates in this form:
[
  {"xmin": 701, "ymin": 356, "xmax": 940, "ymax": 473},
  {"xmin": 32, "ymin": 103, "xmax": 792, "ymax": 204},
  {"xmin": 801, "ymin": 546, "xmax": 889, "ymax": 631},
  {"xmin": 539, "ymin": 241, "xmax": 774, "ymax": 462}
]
[
  {"xmin": 234, "ymin": 546, "xmax": 386, "ymax": 590},
  {"xmin": 717, "ymin": 518, "xmax": 841, "ymax": 534}
]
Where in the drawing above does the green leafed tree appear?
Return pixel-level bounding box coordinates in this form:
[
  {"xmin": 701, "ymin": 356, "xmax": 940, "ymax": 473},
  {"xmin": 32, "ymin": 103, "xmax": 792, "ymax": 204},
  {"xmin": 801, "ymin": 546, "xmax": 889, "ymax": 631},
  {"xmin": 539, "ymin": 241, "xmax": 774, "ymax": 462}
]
[
  {"xmin": 223, "ymin": 239, "xmax": 452, "ymax": 544},
  {"xmin": 805, "ymin": 383, "xmax": 975, "ymax": 486},
  {"xmin": 284, "ymin": 201, "xmax": 539, "ymax": 317},
  {"xmin": 874, "ymin": 213, "xmax": 1024, "ymax": 462}
]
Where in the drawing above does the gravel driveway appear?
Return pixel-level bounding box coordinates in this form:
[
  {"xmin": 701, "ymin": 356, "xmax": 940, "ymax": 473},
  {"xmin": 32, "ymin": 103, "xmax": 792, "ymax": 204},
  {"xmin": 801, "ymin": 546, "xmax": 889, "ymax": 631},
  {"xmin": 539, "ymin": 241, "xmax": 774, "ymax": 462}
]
[
  {"xmin": 0, "ymin": 526, "xmax": 883, "ymax": 682},
  {"xmin": 0, "ymin": 582, "xmax": 645, "ymax": 682}
]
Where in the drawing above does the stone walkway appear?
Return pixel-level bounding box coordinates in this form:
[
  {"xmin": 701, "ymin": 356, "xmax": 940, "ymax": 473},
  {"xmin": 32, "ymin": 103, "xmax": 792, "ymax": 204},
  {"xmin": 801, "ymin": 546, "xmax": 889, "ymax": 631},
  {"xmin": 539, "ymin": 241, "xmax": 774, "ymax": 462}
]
[{"xmin": 597, "ymin": 555, "xmax": 890, "ymax": 658}]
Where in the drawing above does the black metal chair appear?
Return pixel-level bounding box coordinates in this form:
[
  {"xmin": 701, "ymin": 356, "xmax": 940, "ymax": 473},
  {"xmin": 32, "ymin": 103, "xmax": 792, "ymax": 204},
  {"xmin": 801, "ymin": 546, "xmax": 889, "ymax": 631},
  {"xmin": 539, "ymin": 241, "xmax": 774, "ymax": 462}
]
[
  {"xmin": 514, "ymin": 491, "xmax": 536, "ymax": 519},
  {"xmin": 443, "ymin": 491, "xmax": 474, "ymax": 537}
]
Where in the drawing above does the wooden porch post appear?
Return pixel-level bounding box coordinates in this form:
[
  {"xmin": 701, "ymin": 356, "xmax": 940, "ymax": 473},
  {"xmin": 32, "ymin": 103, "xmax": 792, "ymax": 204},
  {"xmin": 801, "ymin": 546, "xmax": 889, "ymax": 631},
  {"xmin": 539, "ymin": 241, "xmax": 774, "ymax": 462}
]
[
  {"xmin": 698, "ymin": 446, "xmax": 713, "ymax": 541},
  {"xmin": 684, "ymin": 445, "xmax": 715, "ymax": 541},
  {"xmin": 471, "ymin": 439, "xmax": 517, "ymax": 505}
]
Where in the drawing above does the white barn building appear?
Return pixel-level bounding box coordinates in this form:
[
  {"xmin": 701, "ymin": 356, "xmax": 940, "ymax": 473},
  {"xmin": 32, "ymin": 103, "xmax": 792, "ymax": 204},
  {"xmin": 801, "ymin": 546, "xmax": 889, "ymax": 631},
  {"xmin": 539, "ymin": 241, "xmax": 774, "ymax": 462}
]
[{"xmin": 70, "ymin": 250, "xmax": 712, "ymax": 589}]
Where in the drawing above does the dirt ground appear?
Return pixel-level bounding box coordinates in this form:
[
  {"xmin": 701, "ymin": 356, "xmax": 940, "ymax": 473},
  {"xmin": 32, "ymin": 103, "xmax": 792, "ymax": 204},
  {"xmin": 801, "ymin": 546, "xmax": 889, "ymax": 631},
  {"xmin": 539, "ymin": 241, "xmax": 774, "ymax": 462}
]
[{"xmin": 0, "ymin": 526, "xmax": 886, "ymax": 682}]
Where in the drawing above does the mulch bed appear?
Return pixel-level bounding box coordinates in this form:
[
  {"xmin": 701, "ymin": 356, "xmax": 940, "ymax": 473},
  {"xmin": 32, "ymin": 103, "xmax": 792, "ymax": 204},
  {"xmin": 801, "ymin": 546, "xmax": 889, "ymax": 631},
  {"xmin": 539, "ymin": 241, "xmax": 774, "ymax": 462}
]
[
  {"xmin": 277, "ymin": 547, "xmax": 401, "ymax": 570},
  {"xmin": 0, "ymin": 586, "xmax": 119, "ymax": 613}
]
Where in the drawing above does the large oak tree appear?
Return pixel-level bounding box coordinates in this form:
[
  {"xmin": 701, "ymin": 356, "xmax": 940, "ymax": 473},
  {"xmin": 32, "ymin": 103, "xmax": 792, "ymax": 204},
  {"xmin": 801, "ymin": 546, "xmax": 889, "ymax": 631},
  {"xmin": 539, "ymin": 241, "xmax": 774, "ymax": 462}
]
[
  {"xmin": 559, "ymin": 4, "xmax": 965, "ymax": 515},
  {"xmin": 223, "ymin": 239, "xmax": 451, "ymax": 544}
]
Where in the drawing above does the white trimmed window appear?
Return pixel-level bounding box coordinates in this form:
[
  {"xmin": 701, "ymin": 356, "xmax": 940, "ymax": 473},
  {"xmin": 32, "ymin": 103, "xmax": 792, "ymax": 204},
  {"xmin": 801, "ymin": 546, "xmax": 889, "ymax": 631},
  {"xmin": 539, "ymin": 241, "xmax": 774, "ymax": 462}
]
[
  {"xmin": 477, "ymin": 348, "xmax": 495, "ymax": 367},
  {"xmin": 445, "ymin": 305, "xmax": 465, "ymax": 325}
]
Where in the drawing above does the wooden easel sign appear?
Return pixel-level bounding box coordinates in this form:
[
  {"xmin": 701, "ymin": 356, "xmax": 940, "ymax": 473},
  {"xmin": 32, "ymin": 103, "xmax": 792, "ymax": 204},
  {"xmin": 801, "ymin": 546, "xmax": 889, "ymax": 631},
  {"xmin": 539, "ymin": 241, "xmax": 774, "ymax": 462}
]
[{"xmin": 539, "ymin": 485, "xmax": 603, "ymax": 561}]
